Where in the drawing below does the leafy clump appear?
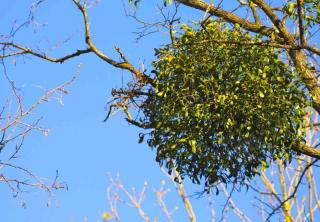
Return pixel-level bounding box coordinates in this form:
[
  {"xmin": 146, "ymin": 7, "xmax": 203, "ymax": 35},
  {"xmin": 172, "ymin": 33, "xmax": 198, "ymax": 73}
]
[{"xmin": 141, "ymin": 21, "xmax": 309, "ymax": 190}]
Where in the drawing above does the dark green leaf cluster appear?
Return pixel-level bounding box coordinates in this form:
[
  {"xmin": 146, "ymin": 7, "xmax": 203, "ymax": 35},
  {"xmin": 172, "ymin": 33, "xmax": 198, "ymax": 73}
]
[{"xmin": 141, "ymin": 22, "xmax": 309, "ymax": 190}]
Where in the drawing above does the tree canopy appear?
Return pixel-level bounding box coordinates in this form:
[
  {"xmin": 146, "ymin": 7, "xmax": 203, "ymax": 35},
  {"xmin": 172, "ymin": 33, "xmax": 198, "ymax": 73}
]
[{"xmin": 138, "ymin": 21, "xmax": 309, "ymax": 188}]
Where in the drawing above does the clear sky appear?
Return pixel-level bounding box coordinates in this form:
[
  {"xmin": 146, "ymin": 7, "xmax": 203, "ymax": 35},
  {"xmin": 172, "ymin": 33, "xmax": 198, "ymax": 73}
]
[
  {"xmin": 1, "ymin": 1, "xmax": 222, "ymax": 221},
  {"xmin": 1, "ymin": 1, "xmax": 319, "ymax": 222}
]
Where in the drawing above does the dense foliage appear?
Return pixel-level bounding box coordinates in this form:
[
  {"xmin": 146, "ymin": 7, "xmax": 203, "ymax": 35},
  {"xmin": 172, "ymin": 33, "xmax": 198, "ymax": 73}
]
[{"xmin": 140, "ymin": 22, "xmax": 309, "ymax": 189}]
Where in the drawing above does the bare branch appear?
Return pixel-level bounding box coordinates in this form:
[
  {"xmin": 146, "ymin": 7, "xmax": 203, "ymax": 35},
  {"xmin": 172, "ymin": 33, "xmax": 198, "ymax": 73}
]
[
  {"xmin": 71, "ymin": 0, "xmax": 150, "ymax": 84},
  {"xmin": 250, "ymin": 0, "xmax": 295, "ymax": 44},
  {"xmin": 220, "ymin": 184, "xmax": 251, "ymax": 222},
  {"xmin": 1, "ymin": 70, "xmax": 80, "ymax": 132},
  {"xmin": 296, "ymin": 0, "xmax": 306, "ymax": 47},
  {"xmin": 266, "ymin": 159, "xmax": 318, "ymax": 221},
  {"xmin": 163, "ymin": 168, "xmax": 197, "ymax": 222},
  {"xmin": 177, "ymin": 0, "xmax": 279, "ymax": 40},
  {"xmin": 249, "ymin": 2, "xmax": 261, "ymax": 25},
  {"xmin": 155, "ymin": 180, "xmax": 174, "ymax": 222},
  {"xmin": 0, "ymin": 43, "xmax": 91, "ymax": 63}
]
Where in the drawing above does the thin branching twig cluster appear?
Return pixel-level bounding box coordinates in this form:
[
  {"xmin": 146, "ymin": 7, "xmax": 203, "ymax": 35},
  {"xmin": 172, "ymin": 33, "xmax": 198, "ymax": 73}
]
[{"xmin": 0, "ymin": 0, "xmax": 81, "ymax": 204}]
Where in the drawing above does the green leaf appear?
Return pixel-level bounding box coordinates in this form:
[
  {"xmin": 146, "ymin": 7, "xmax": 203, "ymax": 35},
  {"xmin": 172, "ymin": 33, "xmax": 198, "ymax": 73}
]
[
  {"xmin": 138, "ymin": 133, "xmax": 145, "ymax": 143},
  {"xmin": 138, "ymin": 20, "xmax": 309, "ymax": 190}
]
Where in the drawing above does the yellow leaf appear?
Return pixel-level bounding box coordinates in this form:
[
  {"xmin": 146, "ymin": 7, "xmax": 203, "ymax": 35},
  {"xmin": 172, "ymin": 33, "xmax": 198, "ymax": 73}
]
[
  {"xmin": 276, "ymin": 76, "xmax": 284, "ymax": 82},
  {"xmin": 189, "ymin": 140, "xmax": 197, "ymax": 153},
  {"xmin": 167, "ymin": 56, "xmax": 174, "ymax": 62},
  {"xmin": 157, "ymin": 91, "xmax": 164, "ymax": 97},
  {"xmin": 102, "ymin": 212, "xmax": 112, "ymax": 221},
  {"xmin": 288, "ymin": 2, "xmax": 296, "ymax": 14},
  {"xmin": 259, "ymin": 91, "xmax": 265, "ymax": 98}
]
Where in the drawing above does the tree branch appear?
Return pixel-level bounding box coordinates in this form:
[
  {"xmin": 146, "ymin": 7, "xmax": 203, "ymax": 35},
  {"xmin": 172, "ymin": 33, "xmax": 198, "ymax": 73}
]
[
  {"xmin": 71, "ymin": 0, "xmax": 151, "ymax": 84},
  {"xmin": 177, "ymin": 0, "xmax": 280, "ymax": 40},
  {"xmin": 251, "ymin": 0, "xmax": 295, "ymax": 44},
  {"xmin": 0, "ymin": 42, "xmax": 91, "ymax": 63},
  {"xmin": 266, "ymin": 159, "xmax": 318, "ymax": 221},
  {"xmin": 296, "ymin": 0, "xmax": 306, "ymax": 47},
  {"xmin": 292, "ymin": 142, "xmax": 320, "ymax": 159}
]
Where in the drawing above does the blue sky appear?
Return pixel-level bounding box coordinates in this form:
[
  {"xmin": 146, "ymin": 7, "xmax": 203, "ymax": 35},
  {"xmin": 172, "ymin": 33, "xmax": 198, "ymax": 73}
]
[
  {"xmin": 1, "ymin": 1, "xmax": 320, "ymax": 222},
  {"xmin": 1, "ymin": 1, "xmax": 221, "ymax": 221}
]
